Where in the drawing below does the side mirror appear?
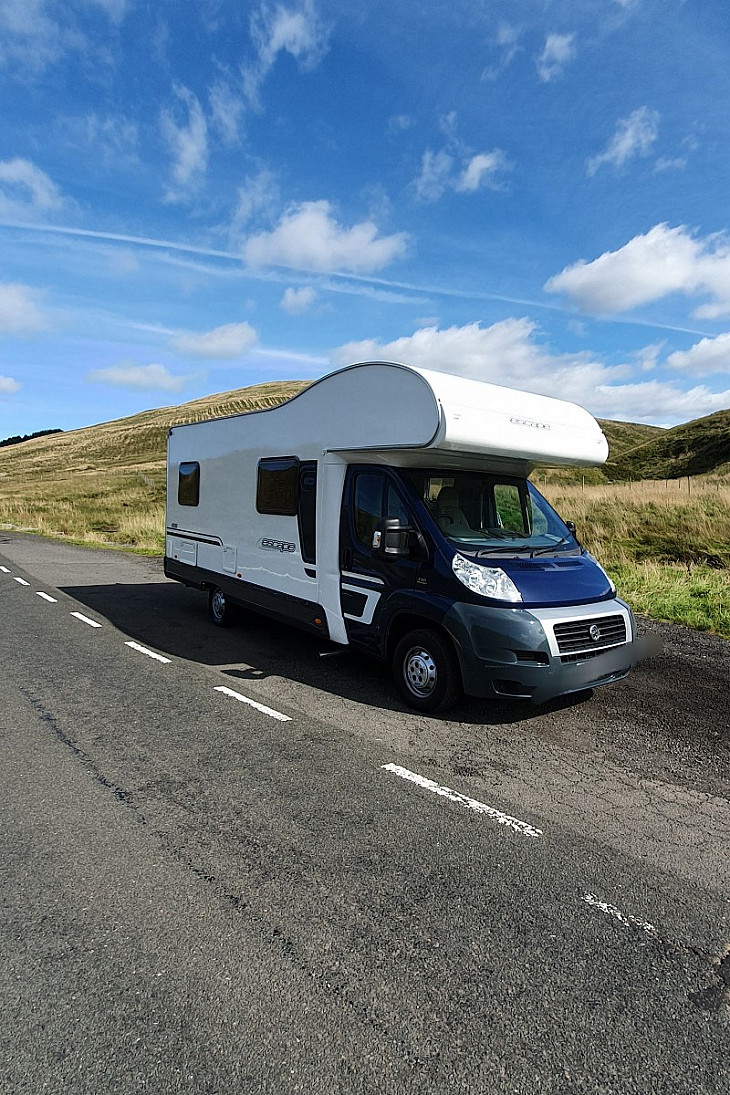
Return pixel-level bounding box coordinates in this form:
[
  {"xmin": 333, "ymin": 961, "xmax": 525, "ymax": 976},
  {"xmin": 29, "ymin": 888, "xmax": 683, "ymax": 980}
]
[
  {"xmin": 373, "ymin": 517, "xmax": 427, "ymax": 558},
  {"xmin": 565, "ymin": 520, "xmax": 579, "ymax": 540}
]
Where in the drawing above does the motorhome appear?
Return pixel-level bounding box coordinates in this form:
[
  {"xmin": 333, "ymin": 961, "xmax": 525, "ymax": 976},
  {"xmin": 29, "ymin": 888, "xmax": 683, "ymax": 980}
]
[{"xmin": 165, "ymin": 361, "xmax": 642, "ymax": 711}]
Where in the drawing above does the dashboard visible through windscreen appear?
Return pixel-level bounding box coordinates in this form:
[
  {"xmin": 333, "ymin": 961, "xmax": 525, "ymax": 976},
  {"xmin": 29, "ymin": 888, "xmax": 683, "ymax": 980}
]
[{"xmin": 402, "ymin": 469, "xmax": 578, "ymax": 557}]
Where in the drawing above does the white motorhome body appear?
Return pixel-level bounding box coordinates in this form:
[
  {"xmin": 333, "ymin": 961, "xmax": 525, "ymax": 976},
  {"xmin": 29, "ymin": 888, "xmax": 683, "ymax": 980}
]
[{"xmin": 165, "ymin": 361, "xmax": 640, "ymax": 710}]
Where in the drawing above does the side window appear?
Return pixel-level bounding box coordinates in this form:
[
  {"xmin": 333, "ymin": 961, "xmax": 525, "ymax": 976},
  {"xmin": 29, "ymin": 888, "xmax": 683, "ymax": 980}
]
[
  {"xmin": 385, "ymin": 482, "xmax": 410, "ymax": 525},
  {"xmin": 494, "ymin": 483, "xmax": 528, "ymax": 533},
  {"xmin": 178, "ymin": 461, "xmax": 200, "ymax": 506},
  {"xmin": 298, "ymin": 462, "xmax": 317, "ymax": 565},
  {"xmin": 257, "ymin": 456, "xmax": 300, "ymax": 515},
  {"xmin": 528, "ymin": 494, "xmax": 548, "ymax": 536},
  {"xmin": 353, "ymin": 472, "xmax": 384, "ymax": 549}
]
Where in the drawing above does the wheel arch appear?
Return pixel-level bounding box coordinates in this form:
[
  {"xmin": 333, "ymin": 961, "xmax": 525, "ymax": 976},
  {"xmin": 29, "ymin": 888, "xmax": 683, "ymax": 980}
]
[{"xmin": 386, "ymin": 611, "xmax": 463, "ymax": 681}]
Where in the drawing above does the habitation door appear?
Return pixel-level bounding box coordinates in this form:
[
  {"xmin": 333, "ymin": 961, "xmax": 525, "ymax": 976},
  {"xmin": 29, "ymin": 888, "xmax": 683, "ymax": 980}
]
[{"xmin": 339, "ymin": 466, "xmax": 421, "ymax": 652}]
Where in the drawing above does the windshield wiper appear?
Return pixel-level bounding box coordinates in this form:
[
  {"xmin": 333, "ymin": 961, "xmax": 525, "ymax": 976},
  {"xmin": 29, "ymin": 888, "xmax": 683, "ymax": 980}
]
[
  {"xmin": 473, "ymin": 546, "xmax": 532, "ymax": 557},
  {"xmin": 530, "ymin": 536, "xmax": 572, "ymax": 557}
]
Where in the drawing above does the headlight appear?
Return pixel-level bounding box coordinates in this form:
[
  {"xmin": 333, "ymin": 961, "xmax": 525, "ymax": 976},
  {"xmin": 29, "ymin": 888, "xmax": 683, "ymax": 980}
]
[{"xmin": 452, "ymin": 553, "xmax": 523, "ymax": 602}]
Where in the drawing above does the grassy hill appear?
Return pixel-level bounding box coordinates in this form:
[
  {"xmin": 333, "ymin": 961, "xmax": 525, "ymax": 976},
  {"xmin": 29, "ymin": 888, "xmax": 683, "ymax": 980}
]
[
  {"xmin": 606, "ymin": 408, "xmax": 730, "ymax": 480},
  {"xmin": 539, "ymin": 418, "xmax": 665, "ymax": 485},
  {"xmin": 0, "ymin": 379, "xmax": 309, "ymax": 551}
]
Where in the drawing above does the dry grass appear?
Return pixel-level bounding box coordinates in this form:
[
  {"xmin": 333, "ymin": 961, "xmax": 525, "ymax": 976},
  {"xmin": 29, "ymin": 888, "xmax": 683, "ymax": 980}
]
[
  {"xmin": 0, "ymin": 465, "xmax": 167, "ymax": 553},
  {"xmin": 540, "ymin": 478, "xmax": 730, "ymax": 638},
  {"xmin": 0, "ymin": 380, "xmax": 307, "ymax": 553}
]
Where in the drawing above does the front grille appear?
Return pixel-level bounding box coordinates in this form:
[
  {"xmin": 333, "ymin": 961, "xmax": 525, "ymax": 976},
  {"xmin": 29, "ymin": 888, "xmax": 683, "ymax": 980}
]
[
  {"xmin": 560, "ymin": 649, "xmax": 614, "ymax": 664},
  {"xmin": 552, "ymin": 614, "xmax": 627, "ymax": 655}
]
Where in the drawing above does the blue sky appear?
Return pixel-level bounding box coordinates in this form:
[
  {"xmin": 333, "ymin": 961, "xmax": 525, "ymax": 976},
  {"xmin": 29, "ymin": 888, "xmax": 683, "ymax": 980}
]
[{"xmin": 2, "ymin": 0, "xmax": 730, "ymax": 437}]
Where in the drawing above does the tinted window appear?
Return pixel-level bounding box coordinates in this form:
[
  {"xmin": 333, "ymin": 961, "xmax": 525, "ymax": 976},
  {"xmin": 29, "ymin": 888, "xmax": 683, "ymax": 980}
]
[
  {"xmin": 298, "ymin": 462, "xmax": 317, "ymax": 564},
  {"xmin": 385, "ymin": 482, "xmax": 410, "ymax": 525},
  {"xmin": 353, "ymin": 472, "xmax": 383, "ymax": 549},
  {"xmin": 178, "ymin": 461, "xmax": 200, "ymax": 506},
  {"xmin": 257, "ymin": 456, "xmax": 300, "ymax": 515}
]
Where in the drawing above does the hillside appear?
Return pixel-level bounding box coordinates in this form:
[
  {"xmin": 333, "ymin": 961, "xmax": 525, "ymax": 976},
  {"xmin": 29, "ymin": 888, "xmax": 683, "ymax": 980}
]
[
  {"xmin": 533, "ymin": 418, "xmax": 664, "ymax": 485},
  {"xmin": 0, "ymin": 379, "xmax": 310, "ymax": 481},
  {"xmin": 607, "ymin": 408, "xmax": 730, "ymax": 480},
  {"xmin": 0, "ymin": 379, "xmax": 309, "ymax": 551},
  {"xmin": 597, "ymin": 419, "xmax": 665, "ymax": 459}
]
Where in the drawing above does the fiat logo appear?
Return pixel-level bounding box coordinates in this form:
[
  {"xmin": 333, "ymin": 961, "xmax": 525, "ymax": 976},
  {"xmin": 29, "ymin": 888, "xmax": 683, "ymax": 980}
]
[{"xmin": 589, "ymin": 624, "xmax": 601, "ymax": 642}]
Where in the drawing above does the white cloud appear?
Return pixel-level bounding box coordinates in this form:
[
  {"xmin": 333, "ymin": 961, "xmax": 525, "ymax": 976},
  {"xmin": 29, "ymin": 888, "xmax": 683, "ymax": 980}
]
[
  {"xmin": 245, "ymin": 0, "xmax": 330, "ymax": 107},
  {"xmin": 545, "ymin": 223, "xmax": 730, "ymax": 317},
  {"xmin": 87, "ymin": 362, "xmax": 195, "ymax": 391},
  {"xmin": 83, "ymin": 0, "xmax": 130, "ymax": 23},
  {"xmin": 172, "ymin": 321, "xmax": 258, "ymax": 359},
  {"xmin": 230, "ymin": 168, "xmax": 279, "ymax": 235},
  {"xmin": 0, "ymin": 282, "xmax": 48, "ymax": 333},
  {"xmin": 590, "ymin": 380, "xmax": 730, "ymax": 422},
  {"xmin": 415, "ymin": 112, "xmax": 510, "ymax": 201},
  {"xmin": 73, "ymin": 113, "xmax": 139, "ymax": 168},
  {"xmin": 414, "ymin": 149, "xmax": 454, "ymax": 202},
  {"xmin": 654, "ymin": 156, "xmax": 687, "ymax": 173},
  {"xmin": 331, "ymin": 320, "xmax": 730, "ymax": 424},
  {"xmin": 280, "ymin": 286, "xmax": 317, "ymax": 313},
  {"xmin": 536, "ymin": 33, "xmax": 576, "ymax": 82},
  {"xmin": 415, "ymin": 146, "xmax": 509, "ymax": 201},
  {"xmin": 0, "ymin": 157, "xmax": 67, "ymax": 219},
  {"xmin": 243, "ymin": 200, "xmax": 407, "ymax": 274},
  {"xmin": 587, "ymin": 106, "xmax": 660, "ymax": 176},
  {"xmin": 457, "ymin": 152, "xmax": 509, "ymax": 193},
  {"xmin": 0, "ymin": 0, "xmax": 80, "ymax": 73},
  {"xmin": 388, "ymin": 114, "xmax": 412, "ymax": 134},
  {"xmin": 333, "ymin": 319, "xmax": 588, "ymax": 385},
  {"xmin": 209, "ymin": 80, "xmax": 245, "ymax": 146},
  {"xmin": 483, "ymin": 22, "xmax": 521, "ymax": 81},
  {"xmin": 0, "ymin": 374, "xmax": 21, "ymax": 393},
  {"xmin": 0, "ymin": 0, "xmax": 122, "ymax": 73},
  {"xmin": 160, "ymin": 84, "xmax": 208, "ymax": 201},
  {"xmin": 666, "ymin": 333, "xmax": 730, "ymax": 376}
]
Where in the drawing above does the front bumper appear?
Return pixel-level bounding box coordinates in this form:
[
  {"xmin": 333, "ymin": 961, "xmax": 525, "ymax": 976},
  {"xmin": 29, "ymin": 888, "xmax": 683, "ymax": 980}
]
[{"xmin": 444, "ymin": 598, "xmax": 651, "ymax": 703}]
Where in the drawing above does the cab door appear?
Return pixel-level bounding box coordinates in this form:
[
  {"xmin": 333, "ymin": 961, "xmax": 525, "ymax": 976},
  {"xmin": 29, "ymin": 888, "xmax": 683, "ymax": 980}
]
[{"xmin": 340, "ymin": 466, "xmax": 422, "ymax": 652}]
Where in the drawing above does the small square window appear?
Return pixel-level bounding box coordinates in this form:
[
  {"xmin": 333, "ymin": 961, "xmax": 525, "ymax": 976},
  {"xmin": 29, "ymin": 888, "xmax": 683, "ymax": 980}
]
[
  {"xmin": 178, "ymin": 461, "xmax": 200, "ymax": 506},
  {"xmin": 256, "ymin": 456, "xmax": 300, "ymax": 515}
]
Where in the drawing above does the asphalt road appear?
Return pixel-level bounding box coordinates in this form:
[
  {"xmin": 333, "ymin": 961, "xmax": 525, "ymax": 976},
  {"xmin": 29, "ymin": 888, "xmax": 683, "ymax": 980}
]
[{"xmin": 1, "ymin": 531, "xmax": 728, "ymax": 1094}]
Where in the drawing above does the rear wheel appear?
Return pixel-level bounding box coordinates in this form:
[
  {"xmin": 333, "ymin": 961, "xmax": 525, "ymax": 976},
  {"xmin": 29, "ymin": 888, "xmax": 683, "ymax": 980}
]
[
  {"xmin": 208, "ymin": 586, "xmax": 235, "ymax": 627},
  {"xmin": 392, "ymin": 628, "xmax": 462, "ymax": 713}
]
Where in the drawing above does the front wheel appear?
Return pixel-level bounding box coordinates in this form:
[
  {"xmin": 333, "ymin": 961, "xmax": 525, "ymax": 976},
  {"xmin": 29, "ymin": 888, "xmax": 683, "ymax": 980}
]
[
  {"xmin": 392, "ymin": 628, "xmax": 462, "ymax": 713},
  {"xmin": 208, "ymin": 586, "xmax": 235, "ymax": 627}
]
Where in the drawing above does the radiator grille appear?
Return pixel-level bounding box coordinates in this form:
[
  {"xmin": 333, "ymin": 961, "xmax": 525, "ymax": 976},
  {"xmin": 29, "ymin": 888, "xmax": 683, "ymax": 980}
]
[{"xmin": 552, "ymin": 614, "xmax": 627, "ymax": 655}]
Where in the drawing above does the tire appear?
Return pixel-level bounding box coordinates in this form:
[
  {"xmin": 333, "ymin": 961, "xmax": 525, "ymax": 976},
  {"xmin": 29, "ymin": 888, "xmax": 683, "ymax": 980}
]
[
  {"xmin": 392, "ymin": 628, "xmax": 462, "ymax": 713},
  {"xmin": 208, "ymin": 585, "xmax": 235, "ymax": 628}
]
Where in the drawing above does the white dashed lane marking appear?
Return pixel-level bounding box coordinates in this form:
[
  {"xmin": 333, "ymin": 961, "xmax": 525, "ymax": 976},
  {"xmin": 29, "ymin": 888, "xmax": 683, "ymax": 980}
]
[
  {"xmin": 0, "ymin": 565, "xmax": 10, "ymax": 573},
  {"xmin": 382, "ymin": 763, "xmax": 543, "ymax": 838},
  {"xmin": 12, "ymin": 576, "xmax": 30, "ymax": 586},
  {"xmin": 36, "ymin": 591, "xmax": 58, "ymax": 603},
  {"xmin": 214, "ymin": 685, "xmax": 292, "ymax": 722},
  {"xmin": 70, "ymin": 611, "xmax": 102, "ymax": 628},
  {"xmin": 125, "ymin": 640, "xmax": 171, "ymax": 664},
  {"xmin": 582, "ymin": 893, "xmax": 658, "ymax": 936}
]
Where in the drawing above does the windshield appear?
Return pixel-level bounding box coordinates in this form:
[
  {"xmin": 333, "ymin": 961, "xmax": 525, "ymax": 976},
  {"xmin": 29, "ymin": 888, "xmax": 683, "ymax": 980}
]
[{"xmin": 403, "ymin": 469, "xmax": 577, "ymax": 557}]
